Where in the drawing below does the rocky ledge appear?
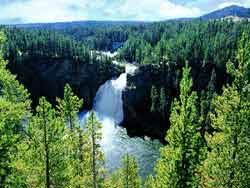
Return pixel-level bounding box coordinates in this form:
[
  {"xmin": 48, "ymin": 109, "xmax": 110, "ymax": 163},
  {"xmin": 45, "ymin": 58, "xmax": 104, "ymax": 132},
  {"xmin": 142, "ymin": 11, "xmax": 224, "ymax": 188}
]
[
  {"xmin": 122, "ymin": 62, "xmax": 222, "ymax": 142},
  {"xmin": 8, "ymin": 57, "xmax": 124, "ymax": 109}
]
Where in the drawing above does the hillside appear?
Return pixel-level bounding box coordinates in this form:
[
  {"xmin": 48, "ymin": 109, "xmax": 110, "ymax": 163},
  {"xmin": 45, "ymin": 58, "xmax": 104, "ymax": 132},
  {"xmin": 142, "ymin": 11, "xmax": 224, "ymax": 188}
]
[{"xmin": 201, "ymin": 5, "xmax": 250, "ymax": 20}]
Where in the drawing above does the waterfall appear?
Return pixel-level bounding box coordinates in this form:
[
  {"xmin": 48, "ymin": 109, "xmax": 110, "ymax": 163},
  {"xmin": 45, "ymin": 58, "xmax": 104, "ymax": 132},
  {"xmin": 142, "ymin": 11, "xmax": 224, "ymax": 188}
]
[
  {"xmin": 81, "ymin": 64, "xmax": 137, "ymax": 147},
  {"xmin": 93, "ymin": 63, "xmax": 137, "ymax": 124},
  {"xmin": 93, "ymin": 72, "xmax": 127, "ymax": 124},
  {"xmin": 80, "ymin": 63, "xmax": 161, "ymax": 178}
]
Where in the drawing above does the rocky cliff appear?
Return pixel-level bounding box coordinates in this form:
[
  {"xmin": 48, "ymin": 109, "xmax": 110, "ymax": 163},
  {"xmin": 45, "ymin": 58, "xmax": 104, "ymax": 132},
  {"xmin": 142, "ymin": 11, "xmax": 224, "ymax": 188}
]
[
  {"xmin": 8, "ymin": 57, "xmax": 225, "ymax": 142},
  {"xmin": 8, "ymin": 57, "xmax": 124, "ymax": 109},
  {"xmin": 122, "ymin": 62, "xmax": 222, "ymax": 142}
]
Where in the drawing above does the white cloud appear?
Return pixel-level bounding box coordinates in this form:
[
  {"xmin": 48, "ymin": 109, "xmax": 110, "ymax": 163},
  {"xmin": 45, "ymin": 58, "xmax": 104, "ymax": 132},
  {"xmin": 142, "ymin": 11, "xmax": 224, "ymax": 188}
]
[
  {"xmin": 160, "ymin": 0, "xmax": 201, "ymax": 19},
  {"xmin": 218, "ymin": 2, "xmax": 245, "ymax": 9},
  {"xmin": 0, "ymin": 0, "xmax": 89, "ymax": 23},
  {"xmin": 217, "ymin": 0, "xmax": 250, "ymax": 10},
  {"xmin": 109, "ymin": 0, "xmax": 202, "ymax": 21},
  {"xmin": 0, "ymin": 0, "xmax": 203, "ymax": 23}
]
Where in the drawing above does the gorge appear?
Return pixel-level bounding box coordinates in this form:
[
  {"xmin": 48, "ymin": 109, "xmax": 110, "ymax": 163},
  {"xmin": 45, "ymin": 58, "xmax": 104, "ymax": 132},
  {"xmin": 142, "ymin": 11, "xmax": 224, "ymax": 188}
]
[{"xmin": 80, "ymin": 63, "xmax": 162, "ymax": 178}]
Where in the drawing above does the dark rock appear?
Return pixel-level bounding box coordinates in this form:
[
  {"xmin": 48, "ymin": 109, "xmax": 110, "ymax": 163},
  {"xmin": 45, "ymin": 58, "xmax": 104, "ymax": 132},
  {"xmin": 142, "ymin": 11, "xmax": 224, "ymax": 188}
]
[
  {"xmin": 8, "ymin": 57, "xmax": 124, "ymax": 109},
  {"xmin": 122, "ymin": 62, "xmax": 222, "ymax": 142},
  {"xmin": 8, "ymin": 56, "xmax": 226, "ymax": 142}
]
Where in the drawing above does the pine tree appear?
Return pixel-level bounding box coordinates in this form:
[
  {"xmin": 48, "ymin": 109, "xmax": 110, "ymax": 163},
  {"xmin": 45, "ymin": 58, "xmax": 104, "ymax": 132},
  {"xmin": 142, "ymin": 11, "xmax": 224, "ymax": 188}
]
[
  {"xmin": 121, "ymin": 154, "xmax": 141, "ymax": 188},
  {"xmin": 0, "ymin": 98, "xmax": 30, "ymax": 188},
  {"xmin": 105, "ymin": 169, "xmax": 123, "ymax": 188},
  {"xmin": 0, "ymin": 31, "xmax": 31, "ymax": 187},
  {"xmin": 65, "ymin": 126, "xmax": 91, "ymax": 188},
  {"xmin": 159, "ymin": 87, "xmax": 167, "ymax": 120},
  {"xmin": 57, "ymin": 84, "xmax": 91, "ymax": 188},
  {"xmin": 85, "ymin": 111, "xmax": 105, "ymax": 188},
  {"xmin": 199, "ymin": 69, "xmax": 217, "ymax": 138},
  {"xmin": 150, "ymin": 85, "xmax": 158, "ymax": 113},
  {"xmin": 149, "ymin": 64, "xmax": 205, "ymax": 188},
  {"xmin": 56, "ymin": 84, "xmax": 83, "ymax": 131},
  {"xmin": 8, "ymin": 97, "xmax": 68, "ymax": 188},
  {"xmin": 144, "ymin": 175, "xmax": 155, "ymax": 188},
  {"xmin": 201, "ymin": 32, "xmax": 250, "ymax": 188},
  {"xmin": 106, "ymin": 154, "xmax": 141, "ymax": 188}
]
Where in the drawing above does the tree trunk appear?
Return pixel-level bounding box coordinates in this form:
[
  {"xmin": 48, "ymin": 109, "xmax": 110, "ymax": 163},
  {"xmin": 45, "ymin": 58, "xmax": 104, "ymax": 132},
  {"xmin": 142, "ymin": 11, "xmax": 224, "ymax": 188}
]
[
  {"xmin": 91, "ymin": 113, "xmax": 97, "ymax": 188},
  {"xmin": 126, "ymin": 155, "xmax": 129, "ymax": 188},
  {"xmin": 42, "ymin": 103, "xmax": 50, "ymax": 188}
]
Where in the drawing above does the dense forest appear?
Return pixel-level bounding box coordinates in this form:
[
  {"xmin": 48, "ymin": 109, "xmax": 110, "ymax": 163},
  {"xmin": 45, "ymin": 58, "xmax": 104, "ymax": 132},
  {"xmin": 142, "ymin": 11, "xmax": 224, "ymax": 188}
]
[{"xmin": 0, "ymin": 17, "xmax": 250, "ymax": 188}]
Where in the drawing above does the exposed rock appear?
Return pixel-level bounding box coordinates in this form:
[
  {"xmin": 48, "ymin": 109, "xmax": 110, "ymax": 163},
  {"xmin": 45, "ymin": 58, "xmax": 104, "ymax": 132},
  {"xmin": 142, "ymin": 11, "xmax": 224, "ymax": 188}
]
[
  {"xmin": 122, "ymin": 62, "xmax": 221, "ymax": 142},
  {"xmin": 8, "ymin": 57, "xmax": 124, "ymax": 109},
  {"xmin": 8, "ymin": 57, "xmax": 225, "ymax": 142}
]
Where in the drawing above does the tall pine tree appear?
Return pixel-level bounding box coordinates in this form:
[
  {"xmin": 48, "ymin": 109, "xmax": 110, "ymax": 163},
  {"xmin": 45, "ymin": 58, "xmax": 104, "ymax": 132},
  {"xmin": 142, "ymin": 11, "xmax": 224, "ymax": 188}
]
[
  {"xmin": 0, "ymin": 31, "xmax": 30, "ymax": 187},
  {"xmin": 85, "ymin": 111, "xmax": 105, "ymax": 188},
  {"xmin": 8, "ymin": 97, "xmax": 68, "ymax": 188},
  {"xmin": 106, "ymin": 154, "xmax": 141, "ymax": 188},
  {"xmin": 56, "ymin": 84, "xmax": 83, "ymax": 131},
  {"xmin": 150, "ymin": 85, "xmax": 158, "ymax": 113},
  {"xmin": 201, "ymin": 32, "xmax": 250, "ymax": 188},
  {"xmin": 148, "ymin": 64, "xmax": 205, "ymax": 188}
]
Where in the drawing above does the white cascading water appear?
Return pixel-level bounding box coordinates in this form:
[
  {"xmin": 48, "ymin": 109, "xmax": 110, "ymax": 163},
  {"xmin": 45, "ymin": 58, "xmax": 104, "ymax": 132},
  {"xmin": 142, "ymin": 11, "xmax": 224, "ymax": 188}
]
[
  {"xmin": 80, "ymin": 63, "xmax": 161, "ymax": 179},
  {"xmin": 92, "ymin": 64, "xmax": 137, "ymax": 148},
  {"xmin": 93, "ymin": 64, "xmax": 137, "ymax": 124},
  {"xmin": 93, "ymin": 72, "xmax": 126, "ymax": 125}
]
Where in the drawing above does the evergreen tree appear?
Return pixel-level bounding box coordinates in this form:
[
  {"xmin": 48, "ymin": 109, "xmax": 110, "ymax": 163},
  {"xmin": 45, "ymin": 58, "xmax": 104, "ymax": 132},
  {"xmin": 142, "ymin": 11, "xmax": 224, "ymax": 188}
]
[
  {"xmin": 199, "ymin": 69, "xmax": 217, "ymax": 138},
  {"xmin": 150, "ymin": 85, "xmax": 158, "ymax": 113},
  {"xmin": 0, "ymin": 31, "xmax": 30, "ymax": 187},
  {"xmin": 144, "ymin": 175, "xmax": 155, "ymax": 188},
  {"xmin": 57, "ymin": 84, "xmax": 83, "ymax": 131},
  {"xmin": 105, "ymin": 170, "xmax": 123, "ymax": 188},
  {"xmin": 159, "ymin": 87, "xmax": 167, "ymax": 120},
  {"xmin": 106, "ymin": 154, "xmax": 141, "ymax": 188},
  {"xmin": 0, "ymin": 98, "xmax": 30, "ymax": 188},
  {"xmin": 149, "ymin": 64, "xmax": 205, "ymax": 188},
  {"xmin": 8, "ymin": 97, "xmax": 68, "ymax": 188},
  {"xmin": 57, "ymin": 84, "xmax": 91, "ymax": 188},
  {"xmin": 121, "ymin": 154, "xmax": 141, "ymax": 188},
  {"xmin": 201, "ymin": 32, "xmax": 250, "ymax": 188},
  {"xmin": 85, "ymin": 111, "xmax": 105, "ymax": 188},
  {"xmin": 65, "ymin": 125, "xmax": 91, "ymax": 188}
]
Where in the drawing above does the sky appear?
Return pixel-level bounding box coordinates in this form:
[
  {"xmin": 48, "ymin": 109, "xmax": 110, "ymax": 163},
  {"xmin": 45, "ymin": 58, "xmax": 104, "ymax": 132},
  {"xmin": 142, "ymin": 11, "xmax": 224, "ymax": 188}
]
[{"xmin": 0, "ymin": 0, "xmax": 250, "ymax": 24}]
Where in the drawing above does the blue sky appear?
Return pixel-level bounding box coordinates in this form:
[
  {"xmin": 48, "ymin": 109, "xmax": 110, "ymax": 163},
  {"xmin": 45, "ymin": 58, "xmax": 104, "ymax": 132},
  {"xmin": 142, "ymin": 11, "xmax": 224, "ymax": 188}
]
[{"xmin": 0, "ymin": 0, "xmax": 250, "ymax": 24}]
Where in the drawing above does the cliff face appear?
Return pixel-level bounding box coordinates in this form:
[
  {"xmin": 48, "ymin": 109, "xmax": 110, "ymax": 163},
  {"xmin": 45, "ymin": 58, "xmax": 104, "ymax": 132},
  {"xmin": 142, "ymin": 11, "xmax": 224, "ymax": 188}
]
[
  {"xmin": 8, "ymin": 58, "xmax": 124, "ymax": 109},
  {"xmin": 8, "ymin": 57, "xmax": 224, "ymax": 142},
  {"xmin": 122, "ymin": 63, "xmax": 177, "ymax": 142},
  {"xmin": 122, "ymin": 62, "xmax": 220, "ymax": 142}
]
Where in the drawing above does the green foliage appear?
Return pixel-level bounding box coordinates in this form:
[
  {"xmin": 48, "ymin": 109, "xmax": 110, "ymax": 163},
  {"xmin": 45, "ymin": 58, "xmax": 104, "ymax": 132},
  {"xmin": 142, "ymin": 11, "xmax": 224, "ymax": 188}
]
[
  {"xmin": 149, "ymin": 64, "xmax": 205, "ymax": 188},
  {"xmin": 0, "ymin": 98, "xmax": 30, "ymax": 187},
  {"xmin": 201, "ymin": 32, "xmax": 250, "ymax": 188},
  {"xmin": 116, "ymin": 20, "xmax": 248, "ymax": 69},
  {"xmin": 119, "ymin": 35, "xmax": 152, "ymax": 63},
  {"xmin": 85, "ymin": 111, "xmax": 105, "ymax": 188},
  {"xmin": 121, "ymin": 154, "xmax": 141, "ymax": 188},
  {"xmin": 57, "ymin": 84, "xmax": 89, "ymax": 188},
  {"xmin": 150, "ymin": 85, "xmax": 158, "ymax": 113},
  {"xmin": 1, "ymin": 20, "xmax": 250, "ymax": 188},
  {"xmin": 159, "ymin": 87, "xmax": 167, "ymax": 120},
  {"xmin": 106, "ymin": 154, "xmax": 141, "ymax": 188},
  {"xmin": 57, "ymin": 84, "xmax": 83, "ymax": 130},
  {"xmin": 7, "ymin": 97, "xmax": 68, "ymax": 188},
  {"xmin": 5, "ymin": 86, "xmax": 107, "ymax": 188},
  {"xmin": 0, "ymin": 31, "xmax": 30, "ymax": 187},
  {"xmin": 199, "ymin": 69, "xmax": 217, "ymax": 138},
  {"xmin": 144, "ymin": 175, "xmax": 155, "ymax": 188},
  {"xmin": 4, "ymin": 28, "xmax": 89, "ymax": 62}
]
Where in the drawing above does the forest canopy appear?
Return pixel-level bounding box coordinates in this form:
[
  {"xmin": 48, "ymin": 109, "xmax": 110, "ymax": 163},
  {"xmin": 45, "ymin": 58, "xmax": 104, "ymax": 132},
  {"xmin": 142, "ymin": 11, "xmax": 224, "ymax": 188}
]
[{"xmin": 0, "ymin": 18, "xmax": 250, "ymax": 187}]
